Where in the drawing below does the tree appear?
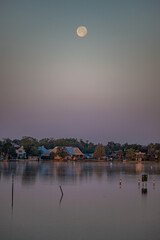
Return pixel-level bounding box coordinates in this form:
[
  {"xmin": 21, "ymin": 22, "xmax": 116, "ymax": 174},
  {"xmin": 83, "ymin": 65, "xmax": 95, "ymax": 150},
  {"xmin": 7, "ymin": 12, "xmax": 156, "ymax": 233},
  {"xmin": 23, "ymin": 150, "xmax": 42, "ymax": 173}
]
[
  {"xmin": 147, "ymin": 143, "xmax": 155, "ymax": 154},
  {"xmin": 39, "ymin": 138, "xmax": 55, "ymax": 149},
  {"xmin": 155, "ymin": 150, "xmax": 160, "ymax": 161},
  {"xmin": 21, "ymin": 136, "xmax": 39, "ymax": 157},
  {"xmin": 93, "ymin": 144, "xmax": 106, "ymax": 161},
  {"xmin": 125, "ymin": 148, "xmax": 136, "ymax": 161},
  {"xmin": 8, "ymin": 147, "xmax": 16, "ymax": 159},
  {"xmin": 12, "ymin": 139, "xmax": 21, "ymax": 145},
  {"xmin": 2, "ymin": 138, "xmax": 12, "ymax": 154},
  {"xmin": 54, "ymin": 138, "xmax": 79, "ymax": 148},
  {"xmin": 0, "ymin": 140, "xmax": 3, "ymax": 159},
  {"xmin": 50, "ymin": 151, "xmax": 55, "ymax": 159},
  {"xmin": 116, "ymin": 150, "xmax": 123, "ymax": 161},
  {"xmin": 56, "ymin": 146, "xmax": 68, "ymax": 159}
]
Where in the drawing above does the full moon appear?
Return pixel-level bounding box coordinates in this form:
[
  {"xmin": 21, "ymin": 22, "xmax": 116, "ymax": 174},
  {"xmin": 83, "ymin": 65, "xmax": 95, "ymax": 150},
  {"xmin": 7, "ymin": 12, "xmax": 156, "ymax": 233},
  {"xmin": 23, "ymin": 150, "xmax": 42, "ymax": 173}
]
[{"xmin": 76, "ymin": 26, "xmax": 87, "ymax": 37}]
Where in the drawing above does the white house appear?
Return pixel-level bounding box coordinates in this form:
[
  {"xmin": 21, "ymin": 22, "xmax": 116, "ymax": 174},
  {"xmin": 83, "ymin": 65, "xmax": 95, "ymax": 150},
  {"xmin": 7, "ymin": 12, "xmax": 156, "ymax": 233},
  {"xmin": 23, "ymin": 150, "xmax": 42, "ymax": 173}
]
[{"xmin": 16, "ymin": 146, "xmax": 26, "ymax": 159}]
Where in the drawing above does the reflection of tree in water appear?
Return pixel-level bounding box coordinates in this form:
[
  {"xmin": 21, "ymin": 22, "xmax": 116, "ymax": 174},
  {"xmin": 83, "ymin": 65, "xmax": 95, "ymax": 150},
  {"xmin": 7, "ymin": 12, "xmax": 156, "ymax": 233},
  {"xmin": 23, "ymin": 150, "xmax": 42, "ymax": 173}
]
[
  {"xmin": 124, "ymin": 164, "xmax": 137, "ymax": 175},
  {"xmin": 0, "ymin": 162, "xmax": 160, "ymax": 184},
  {"xmin": 146, "ymin": 164, "xmax": 160, "ymax": 175},
  {"xmin": 93, "ymin": 164, "xmax": 106, "ymax": 179},
  {"xmin": 56, "ymin": 163, "xmax": 78, "ymax": 183},
  {"xmin": 1, "ymin": 162, "xmax": 17, "ymax": 179},
  {"xmin": 84, "ymin": 164, "xmax": 93, "ymax": 177},
  {"xmin": 22, "ymin": 163, "xmax": 37, "ymax": 185},
  {"xmin": 2, "ymin": 163, "xmax": 12, "ymax": 179},
  {"xmin": 79, "ymin": 163, "xmax": 93, "ymax": 181},
  {"xmin": 57, "ymin": 163, "xmax": 68, "ymax": 181},
  {"xmin": 0, "ymin": 163, "xmax": 2, "ymax": 180},
  {"xmin": 38, "ymin": 162, "xmax": 55, "ymax": 181},
  {"xmin": 106, "ymin": 164, "xmax": 121, "ymax": 180}
]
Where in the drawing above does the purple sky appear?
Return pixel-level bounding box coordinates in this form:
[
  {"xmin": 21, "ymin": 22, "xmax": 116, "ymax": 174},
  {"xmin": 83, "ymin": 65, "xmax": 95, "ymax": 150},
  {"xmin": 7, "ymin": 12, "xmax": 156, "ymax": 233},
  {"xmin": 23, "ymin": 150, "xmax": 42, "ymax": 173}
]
[{"xmin": 0, "ymin": 0, "xmax": 160, "ymax": 144}]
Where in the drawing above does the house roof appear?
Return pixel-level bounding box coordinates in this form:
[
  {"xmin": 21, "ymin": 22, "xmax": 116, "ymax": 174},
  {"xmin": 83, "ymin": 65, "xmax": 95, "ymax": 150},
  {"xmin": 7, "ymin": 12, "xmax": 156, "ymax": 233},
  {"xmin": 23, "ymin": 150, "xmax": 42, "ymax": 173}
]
[
  {"xmin": 52, "ymin": 146, "xmax": 83, "ymax": 155},
  {"xmin": 136, "ymin": 152, "xmax": 146, "ymax": 155},
  {"xmin": 11, "ymin": 142, "xmax": 20, "ymax": 148},
  {"xmin": 16, "ymin": 146, "xmax": 26, "ymax": 153},
  {"xmin": 38, "ymin": 146, "xmax": 48, "ymax": 153},
  {"xmin": 42, "ymin": 149, "xmax": 52, "ymax": 156}
]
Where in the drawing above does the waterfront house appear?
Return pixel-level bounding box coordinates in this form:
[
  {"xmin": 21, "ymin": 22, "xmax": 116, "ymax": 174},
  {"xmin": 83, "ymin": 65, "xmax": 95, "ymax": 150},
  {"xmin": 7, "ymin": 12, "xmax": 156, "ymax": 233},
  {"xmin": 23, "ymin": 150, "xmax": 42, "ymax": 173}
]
[
  {"xmin": 38, "ymin": 146, "xmax": 48, "ymax": 155},
  {"xmin": 155, "ymin": 150, "xmax": 160, "ymax": 161},
  {"xmin": 11, "ymin": 142, "xmax": 20, "ymax": 149},
  {"xmin": 51, "ymin": 146, "xmax": 84, "ymax": 159},
  {"xmin": 84, "ymin": 153, "xmax": 94, "ymax": 159},
  {"xmin": 135, "ymin": 152, "xmax": 146, "ymax": 161},
  {"xmin": 16, "ymin": 146, "xmax": 26, "ymax": 159},
  {"xmin": 41, "ymin": 149, "xmax": 52, "ymax": 159}
]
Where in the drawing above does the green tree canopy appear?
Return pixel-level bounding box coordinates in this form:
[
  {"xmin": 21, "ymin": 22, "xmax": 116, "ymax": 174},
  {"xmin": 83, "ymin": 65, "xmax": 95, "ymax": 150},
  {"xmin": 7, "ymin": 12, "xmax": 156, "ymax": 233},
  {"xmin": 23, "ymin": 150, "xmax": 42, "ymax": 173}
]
[
  {"xmin": 21, "ymin": 136, "xmax": 39, "ymax": 156},
  {"xmin": 125, "ymin": 148, "xmax": 136, "ymax": 161},
  {"xmin": 93, "ymin": 144, "xmax": 106, "ymax": 161},
  {"xmin": 39, "ymin": 138, "xmax": 55, "ymax": 149},
  {"xmin": 2, "ymin": 138, "xmax": 12, "ymax": 154},
  {"xmin": 116, "ymin": 150, "xmax": 123, "ymax": 160},
  {"xmin": 56, "ymin": 146, "xmax": 68, "ymax": 159}
]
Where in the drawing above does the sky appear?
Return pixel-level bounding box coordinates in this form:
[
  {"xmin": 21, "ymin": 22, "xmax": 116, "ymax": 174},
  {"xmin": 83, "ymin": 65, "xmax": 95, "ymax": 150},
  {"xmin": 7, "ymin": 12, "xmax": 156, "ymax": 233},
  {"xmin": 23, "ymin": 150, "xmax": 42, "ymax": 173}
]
[{"xmin": 0, "ymin": 0, "xmax": 160, "ymax": 144}]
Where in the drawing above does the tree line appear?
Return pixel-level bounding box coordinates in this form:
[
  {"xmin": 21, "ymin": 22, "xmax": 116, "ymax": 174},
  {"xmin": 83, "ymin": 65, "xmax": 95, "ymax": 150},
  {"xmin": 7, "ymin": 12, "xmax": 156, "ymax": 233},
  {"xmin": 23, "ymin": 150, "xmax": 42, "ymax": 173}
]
[{"xmin": 0, "ymin": 137, "xmax": 160, "ymax": 161}]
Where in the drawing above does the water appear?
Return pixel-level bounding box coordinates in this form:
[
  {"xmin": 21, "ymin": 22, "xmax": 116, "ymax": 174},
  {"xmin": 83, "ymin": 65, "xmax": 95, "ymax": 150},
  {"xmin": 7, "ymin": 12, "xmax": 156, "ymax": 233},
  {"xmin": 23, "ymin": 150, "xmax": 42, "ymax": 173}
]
[{"xmin": 0, "ymin": 161, "xmax": 160, "ymax": 240}]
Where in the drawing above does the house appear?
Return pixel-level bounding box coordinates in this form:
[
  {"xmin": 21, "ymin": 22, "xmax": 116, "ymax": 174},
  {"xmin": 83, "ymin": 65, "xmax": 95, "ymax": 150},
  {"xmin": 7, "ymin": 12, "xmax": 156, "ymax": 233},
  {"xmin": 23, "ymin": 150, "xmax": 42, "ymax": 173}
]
[
  {"xmin": 51, "ymin": 146, "xmax": 84, "ymax": 159},
  {"xmin": 155, "ymin": 150, "xmax": 160, "ymax": 161},
  {"xmin": 135, "ymin": 152, "xmax": 146, "ymax": 161},
  {"xmin": 38, "ymin": 146, "xmax": 48, "ymax": 155},
  {"xmin": 11, "ymin": 142, "xmax": 20, "ymax": 149},
  {"xmin": 16, "ymin": 146, "xmax": 26, "ymax": 159},
  {"xmin": 84, "ymin": 153, "xmax": 94, "ymax": 159},
  {"xmin": 37, "ymin": 146, "xmax": 53, "ymax": 159},
  {"xmin": 41, "ymin": 149, "xmax": 53, "ymax": 159}
]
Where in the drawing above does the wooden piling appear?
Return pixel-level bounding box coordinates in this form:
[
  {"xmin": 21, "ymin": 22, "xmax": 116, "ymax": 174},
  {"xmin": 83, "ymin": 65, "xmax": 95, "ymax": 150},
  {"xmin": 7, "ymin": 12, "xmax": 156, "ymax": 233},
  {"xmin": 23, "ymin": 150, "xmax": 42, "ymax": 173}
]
[
  {"xmin": 119, "ymin": 179, "xmax": 122, "ymax": 185},
  {"xmin": 59, "ymin": 185, "xmax": 63, "ymax": 196},
  {"xmin": 153, "ymin": 180, "xmax": 155, "ymax": 187},
  {"xmin": 12, "ymin": 174, "xmax": 14, "ymax": 209}
]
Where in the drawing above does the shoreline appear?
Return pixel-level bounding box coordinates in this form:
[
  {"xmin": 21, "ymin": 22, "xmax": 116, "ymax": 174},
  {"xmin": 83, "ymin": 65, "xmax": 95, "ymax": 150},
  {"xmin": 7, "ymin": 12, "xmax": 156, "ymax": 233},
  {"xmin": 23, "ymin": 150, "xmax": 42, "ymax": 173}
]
[{"xmin": 0, "ymin": 159, "xmax": 159, "ymax": 163}]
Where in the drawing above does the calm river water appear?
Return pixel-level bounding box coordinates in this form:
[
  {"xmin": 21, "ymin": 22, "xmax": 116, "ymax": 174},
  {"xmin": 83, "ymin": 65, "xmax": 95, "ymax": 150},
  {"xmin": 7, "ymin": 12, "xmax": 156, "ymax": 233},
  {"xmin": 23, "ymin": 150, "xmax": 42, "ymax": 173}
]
[{"xmin": 0, "ymin": 161, "xmax": 160, "ymax": 240}]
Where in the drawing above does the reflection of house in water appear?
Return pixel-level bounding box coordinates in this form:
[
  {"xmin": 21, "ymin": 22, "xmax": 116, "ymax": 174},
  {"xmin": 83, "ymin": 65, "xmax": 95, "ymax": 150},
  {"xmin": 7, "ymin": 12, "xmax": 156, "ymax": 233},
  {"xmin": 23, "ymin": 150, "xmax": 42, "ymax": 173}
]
[
  {"xmin": 56, "ymin": 163, "xmax": 78, "ymax": 182},
  {"xmin": 57, "ymin": 164, "xmax": 67, "ymax": 180},
  {"xmin": 74, "ymin": 163, "xmax": 82, "ymax": 176},
  {"xmin": 1, "ymin": 162, "xmax": 160, "ymax": 185},
  {"xmin": 136, "ymin": 163, "xmax": 144, "ymax": 173},
  {"xmin": 80, "ymin": 163, "xmax": 94, "ymax": 178}
]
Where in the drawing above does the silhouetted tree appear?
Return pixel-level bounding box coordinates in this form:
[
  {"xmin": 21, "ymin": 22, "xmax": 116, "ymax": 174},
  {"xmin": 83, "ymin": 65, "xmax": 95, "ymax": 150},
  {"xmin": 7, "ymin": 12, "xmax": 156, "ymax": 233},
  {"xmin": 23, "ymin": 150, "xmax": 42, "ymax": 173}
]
[
  {"xmin": 94, "ymin": 144, "xmax": 106, "ymax": 161},
  {"xmin": 126, "ymin": 148, "xmax": 136, "ymax": 161},
  {"xmin": 21, "ymin": 136, "xmax": 39, "ymax": 157},
  {"xmin": 39, "ymin": 138, "xmax": 55, "ymax": 149},
  {"xmin": 56, "ymin": 146, "xmax": 68, "ymax": 159},
  {"xmin": 116, "ymin": 150, "xmax": 123, "ymax": 161}
]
